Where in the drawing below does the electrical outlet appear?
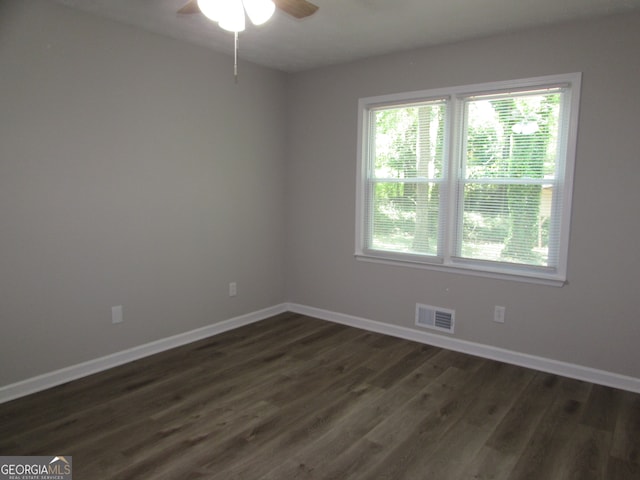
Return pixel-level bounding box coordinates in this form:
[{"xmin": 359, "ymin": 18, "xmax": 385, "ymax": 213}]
[
  {"xmin": 494, "ymin": 305, "xmax": 506, "ymax": 323},
  {"xmin": 229, "ymin": 282, "xmax": 237, "ymax": 297},
  {"xmin": 112, "ymin": 305, "xmax": 123, "ymax": 324}
]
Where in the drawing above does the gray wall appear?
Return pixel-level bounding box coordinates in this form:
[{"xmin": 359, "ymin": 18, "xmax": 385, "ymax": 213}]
[
  {"xmin": 285, "ymin": 13, "xmax": 640, "ymax": 378},
  {"xmin": 0, "ymin": 1, "xmax": 287, "ymax": 385},
  {"xmin": 2, "ymin": 1, "xmax": 639, "ymax": 389}
]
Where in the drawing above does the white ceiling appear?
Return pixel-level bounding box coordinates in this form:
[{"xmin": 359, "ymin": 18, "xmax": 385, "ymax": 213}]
[{"xmin": 53, "ymin": 0, "xmax": 640, "ymax": 72}]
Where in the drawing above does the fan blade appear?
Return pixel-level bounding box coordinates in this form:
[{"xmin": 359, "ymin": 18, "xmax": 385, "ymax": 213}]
[
  {"xmin": 177, "ymin": 0, "xmax": 201, "ymax": 14},
  {"xmin": 274, "ymin": 0, "xmax": 319, "ymax": 19}
]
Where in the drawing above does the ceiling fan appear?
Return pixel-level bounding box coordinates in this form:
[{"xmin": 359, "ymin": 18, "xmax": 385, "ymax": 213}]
[
  {"xmin": 178, "ymin": 0, "xmax": 319, "ymax": 31},
  {"xmin": 178, "ymin": 0, "xmax": 318, "ymax": 80}
]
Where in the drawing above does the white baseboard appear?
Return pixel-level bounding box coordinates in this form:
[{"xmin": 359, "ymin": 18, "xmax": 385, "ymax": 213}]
[
  {"xmin": 0, "ymin": 304, "xmax": 288, "ymax": 404},
  {"xmin": 3, "ymin": 301, "xmax": 638, "ymax": 404},
  {"xmin": 286, "ymin": 303, "xmax": 640, "ymax": 394}
]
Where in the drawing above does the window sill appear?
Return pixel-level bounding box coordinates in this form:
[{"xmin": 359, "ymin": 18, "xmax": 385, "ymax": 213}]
[{"xmin": 354, "ymin": 253, "xmax": 567, "ymax": 287}]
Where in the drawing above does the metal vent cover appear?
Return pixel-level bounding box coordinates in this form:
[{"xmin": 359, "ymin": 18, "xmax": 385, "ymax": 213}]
[{"xmin": 415, "ymin": 303, "xmax": 455, "ymax": 334}]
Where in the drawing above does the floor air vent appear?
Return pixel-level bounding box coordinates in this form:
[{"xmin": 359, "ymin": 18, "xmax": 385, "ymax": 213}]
[{"xmin": 415, "ymin": 303, "xmax": 455, "ymax": 334}]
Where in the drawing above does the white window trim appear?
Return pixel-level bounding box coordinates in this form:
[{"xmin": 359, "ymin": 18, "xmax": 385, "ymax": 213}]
[{"xmin": 355, "ymin": 73, "xmax": 582, "ymax": 287}]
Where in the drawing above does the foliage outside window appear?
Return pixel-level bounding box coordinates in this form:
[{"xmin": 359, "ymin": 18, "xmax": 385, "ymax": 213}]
[{"xmin": 356, "ymin": 74, "xmax": 581, "ymax": 285}]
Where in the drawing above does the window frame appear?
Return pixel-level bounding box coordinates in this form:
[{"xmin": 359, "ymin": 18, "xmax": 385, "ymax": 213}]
[{"xmin": 355, "ymin": 73, "xmax": 582, "ymax": 286}]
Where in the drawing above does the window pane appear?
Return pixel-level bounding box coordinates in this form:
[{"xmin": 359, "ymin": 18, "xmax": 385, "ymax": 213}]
[
  {"xmin": 460, "ymin": 183, "xmax": 551, "ymax": 266},
  {"xmin": 373, "ymin": 102, "xmax": 446, "ymax": 180},
  {"xmin": 370, "ymin": 181, "xmax": 440, "ymax": 256},
  {"xmin": 463, "ymin": 92, "xmax": 561, "ymax": 180},
  {"xmin": 459, "ymin": 90, "xmax": 562, "ymax": 267}
]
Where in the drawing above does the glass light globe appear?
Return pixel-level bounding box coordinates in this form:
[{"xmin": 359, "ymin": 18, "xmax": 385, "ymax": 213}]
[
  {"xmin": 218, "ymin": 0, "xmax": 246, "ymax": 32},
  {"xmin": 243, "ymin": 0, "xmax": 276, "ymax": 26},
  {"xmin": 197, "ymin": 0, "xmax": 222, "ymax": 22}
]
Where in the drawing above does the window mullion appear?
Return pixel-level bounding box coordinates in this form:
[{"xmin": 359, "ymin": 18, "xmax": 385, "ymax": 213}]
[{"xmin": 441, "ymin": 96, "xmax": 462, "ymax": 264}]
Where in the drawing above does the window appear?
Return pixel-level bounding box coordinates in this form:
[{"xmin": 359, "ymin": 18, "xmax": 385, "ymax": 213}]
[{"xmin": 356, "ymin": 74, "xmax": 581, "ymax": 285}]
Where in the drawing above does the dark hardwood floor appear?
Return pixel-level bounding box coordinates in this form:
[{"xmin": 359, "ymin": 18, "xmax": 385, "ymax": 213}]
[{"xmin": 1, "ymin": 312, "xmax": 639, "ymax": 479}]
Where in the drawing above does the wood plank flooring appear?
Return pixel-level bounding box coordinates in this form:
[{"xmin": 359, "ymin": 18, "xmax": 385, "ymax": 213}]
[{"xmin": 1, "ymin": 312, "xmax": 639, "ymax": 479}]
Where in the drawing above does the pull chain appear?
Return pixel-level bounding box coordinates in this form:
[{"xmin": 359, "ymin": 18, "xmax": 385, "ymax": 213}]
[{"xmin": 234, "ymin": 31, "xmax": 239, "ymax": 83}]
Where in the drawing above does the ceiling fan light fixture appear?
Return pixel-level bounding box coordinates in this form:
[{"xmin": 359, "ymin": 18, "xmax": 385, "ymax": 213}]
[
  {"xmin": 243, "ymin": 0, "xmax": 276, "ymax": 26},
  {"xmin": 180, "ymin": 0, "xmax": 319, "ymax": 80}
]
